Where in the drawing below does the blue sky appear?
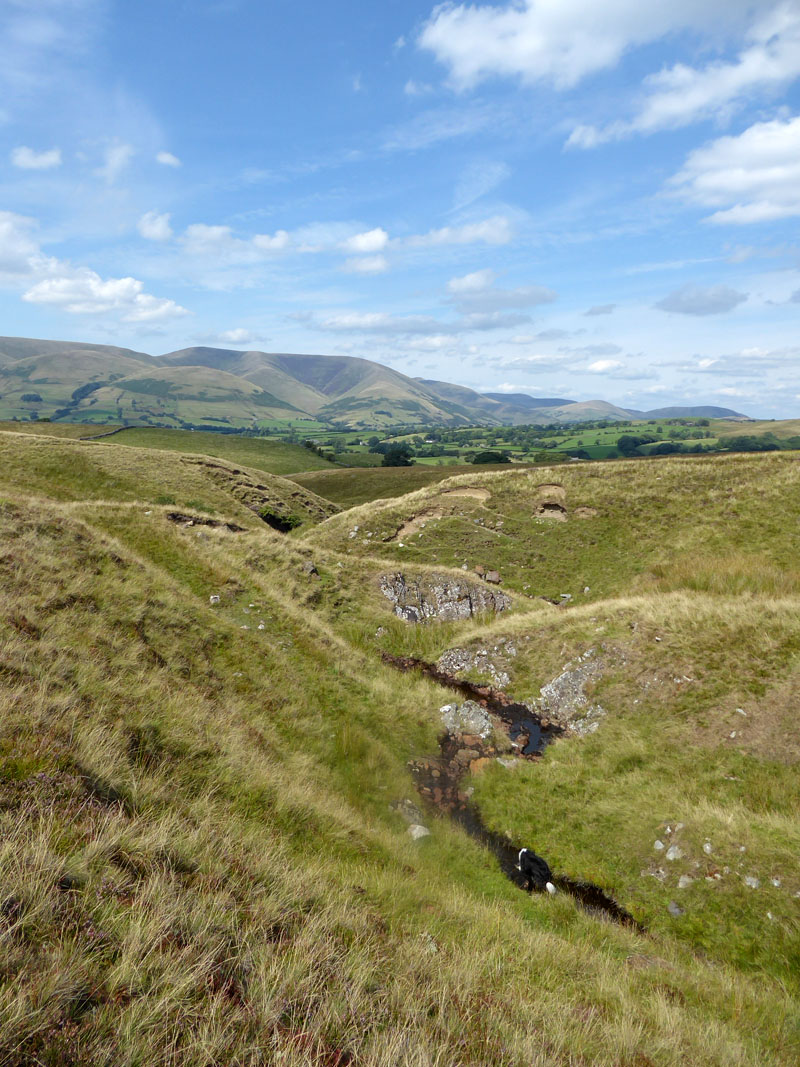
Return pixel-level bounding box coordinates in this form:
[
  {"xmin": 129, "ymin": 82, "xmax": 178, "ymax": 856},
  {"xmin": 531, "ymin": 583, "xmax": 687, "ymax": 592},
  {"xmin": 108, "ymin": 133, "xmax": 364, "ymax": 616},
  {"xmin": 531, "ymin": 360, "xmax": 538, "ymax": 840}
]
[{"xmin": 2, "ymin": 0, "xmax": 800, "ymax": 415}]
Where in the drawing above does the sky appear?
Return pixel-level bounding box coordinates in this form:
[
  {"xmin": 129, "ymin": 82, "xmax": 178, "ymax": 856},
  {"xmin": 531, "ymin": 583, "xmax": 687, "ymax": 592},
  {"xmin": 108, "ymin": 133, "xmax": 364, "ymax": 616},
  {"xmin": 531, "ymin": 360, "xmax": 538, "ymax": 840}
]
[{"xmin": 1, "ymin": 0, "xmax": 800, "ymax": 416}]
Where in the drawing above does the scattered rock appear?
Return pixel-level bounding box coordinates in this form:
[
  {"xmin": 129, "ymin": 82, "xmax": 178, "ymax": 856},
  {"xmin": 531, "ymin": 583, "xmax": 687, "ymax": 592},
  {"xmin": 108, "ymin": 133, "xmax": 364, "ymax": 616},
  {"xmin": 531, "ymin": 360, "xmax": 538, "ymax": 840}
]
[
  {"xmin": 677, "ymin": 875, "xmax": 694, "ymax": 890},
  {"xmin": 667, "ymin": 901, "xmax": 684, "ymax": 917},
  {"xmin": 209, "ymin": 595, "xmax": 221, "ymax": 605},
  {"xmin": 665, "ymin": 845, "xmax": 683, "ymax": 862},
  {"xmin": 703, "ymin": 841, "xmax": 713, "ymax": 855},
  {"xmin": 301, "ymin": 560, "xmax": 319, "ymax": 578},
  {"xmin": 654, "ymin": 840, "xmax": 665, "ymax": 851},
  {"xmin": 744, "ymin": 875, "xmax": 760, "ymax": 889},
  {"xmin": 437, "ymin": 643, "xmax": 515, "ymax": 688},
  {"xmin": 408, "ymin": 824, "xmax": 431, "ymax": 841},
  {"xmin": 485, "ymin": 570, "xmax": 502, "ymax": 585},
  {"xmin": 771, "ymin": 877, "xmax": 781, "ymax": 887}
]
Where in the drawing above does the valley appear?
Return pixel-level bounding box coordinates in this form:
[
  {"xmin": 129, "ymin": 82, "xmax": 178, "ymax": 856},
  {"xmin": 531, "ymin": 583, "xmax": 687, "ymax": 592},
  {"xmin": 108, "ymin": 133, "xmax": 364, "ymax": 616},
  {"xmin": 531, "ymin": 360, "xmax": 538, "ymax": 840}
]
[{"xmin": 1, "ymin": 423, "xmax": 798, "ymax": 1065}]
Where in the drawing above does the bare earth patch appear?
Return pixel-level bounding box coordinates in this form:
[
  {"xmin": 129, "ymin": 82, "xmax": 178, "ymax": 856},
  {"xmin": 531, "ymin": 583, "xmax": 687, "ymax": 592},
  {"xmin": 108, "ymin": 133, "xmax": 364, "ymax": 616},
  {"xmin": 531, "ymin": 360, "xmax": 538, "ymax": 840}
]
[{"xmin": 391, "ymin": 507, "xmax": 446, "ymax": 541}]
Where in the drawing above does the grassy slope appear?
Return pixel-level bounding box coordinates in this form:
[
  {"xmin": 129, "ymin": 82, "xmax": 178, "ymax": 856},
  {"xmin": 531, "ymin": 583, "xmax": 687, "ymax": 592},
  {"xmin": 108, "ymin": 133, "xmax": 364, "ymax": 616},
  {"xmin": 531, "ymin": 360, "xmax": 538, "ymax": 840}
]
[
  {"xmin": 103, "ymin": 426, "xmax": 336, "ymax": 476},
  {"xmin": 0, "ymin": 421, "xmax": 121, "ymax": 439},
  {"xmin": 0, "ymin": 432, "xmax": 797, "ymax": 1064},
  {"xmin": 0, "ymin": 431, "xmax": 337, "ymax": 528},
  {"xmin": 291, "ymin": 462, "xmax": 524, "ymax": 508}
]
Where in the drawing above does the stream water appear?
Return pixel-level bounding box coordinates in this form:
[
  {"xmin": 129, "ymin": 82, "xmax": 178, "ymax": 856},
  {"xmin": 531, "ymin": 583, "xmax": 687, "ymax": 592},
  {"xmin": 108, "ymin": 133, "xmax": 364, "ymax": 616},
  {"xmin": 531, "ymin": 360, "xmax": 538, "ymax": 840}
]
[{"xmin": 382, "ymin": 651, "xmax": 642, "ymax": 931}]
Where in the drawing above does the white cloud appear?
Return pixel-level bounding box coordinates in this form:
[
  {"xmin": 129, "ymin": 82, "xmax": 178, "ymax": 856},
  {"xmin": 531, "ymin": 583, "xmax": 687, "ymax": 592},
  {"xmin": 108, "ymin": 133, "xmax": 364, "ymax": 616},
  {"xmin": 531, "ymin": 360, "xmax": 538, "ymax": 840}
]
[
  {"xmin": 448, "ymin": 268, "xmax": 497, "ymax": 292},
  {"xmin": 403, "ymin": 215, "xmax": 512, "ymax": 247},
  {"xmin": 447, "ymin": 268, "xmax": 556, "ymax": 311},
  {"xmin": 584, "ymin": 304, "xmax": 616, "ymax": 315},
  {"xmin": 452, "ymin": 160, "xmax": 510, "ymax": 211},
  {"xmin": 342, "ymin": 254, "xmax": 389, "ymax": 274},
  {"xmin": 418, "ymin": 0, "xmax": 755, "ymax": 90},
  {"xmin": 310, "ymin": 311, "xmax": 444, "ymax": 335},
  {"xmin": 342, "ymin": 227, "xmax": 389, "ymax": 253},
  {"xmin": 23, "ymin": 268, "xmax": 187, "ymax": 322},
  {"xmin": 404, "ymin": 79, "xmax": 434, "ymax": 96},
  {"xmin": 95, "ymin": 142, "xmax": 134, "ymax": 183},
  {"xmin": 252, "ymin": 229, "xmax": 290, "ymax": 251},
  {"xmin": 138, "ymin": 211, "xmax": 173, "ymax": 242},
  {"xmin": 569, "ymin": 6, "xmax": 800, "ymax": 147},
  {"xmin": 198, "ymin": 328, "xmax": 268, "ymax": 346},
  {"xmin": 670, "ymin": 115, "xmax": 800, "ymax": 223},
  {"xmin": 588, "ymin": 359, "xmax": 625, "ymax": 373},
  {"xmin": 655, "ymin": 284, "xmax": 748, "ymax": 315},
  {"xmin": 11, "ymin": 145, "xmax": 62, "ymax": 169},
  {"xmin": 156, "ymin": 150, "xmax": 181, "ymax": 167},
  {"xmin": 0, "ymin": 209, "xmax": 186, "ymax": 323},
  {"xmin": 0, "ymin": 211, "xmax": 41, "ymax": 278}
]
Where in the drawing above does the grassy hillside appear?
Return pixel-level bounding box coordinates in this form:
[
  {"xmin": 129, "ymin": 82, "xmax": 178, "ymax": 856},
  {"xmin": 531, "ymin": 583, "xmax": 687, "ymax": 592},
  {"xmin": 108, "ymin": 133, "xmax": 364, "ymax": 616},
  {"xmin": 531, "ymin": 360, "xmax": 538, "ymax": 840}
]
[
  {"xmin": 103, "ymin": 426, "xmax": 337, "ymax": 476},
  {"xmin": 0, "ymin": 429, "xmax": 798, "ymax": 1064},
  {"xmin": 290, "ymin": 463, "xmax": 524, "ymax": 508}
]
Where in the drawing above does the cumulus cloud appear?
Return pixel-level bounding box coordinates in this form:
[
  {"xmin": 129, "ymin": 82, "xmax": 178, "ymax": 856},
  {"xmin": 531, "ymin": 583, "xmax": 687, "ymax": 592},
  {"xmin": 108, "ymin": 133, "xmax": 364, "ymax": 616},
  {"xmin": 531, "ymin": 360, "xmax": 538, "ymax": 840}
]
[
  {"xmin": 156, "ymin": 150, "xmax": 181, "ymax": 167},
  {"xmin": 447, "ymin": 268, "xmax": 497, "ymax": 293},
  {"xmin": 342, "ymin": 254, "xmax": 389, "ymax": 274},
  {"xmin": 197, "ymin": 328, "xmax": 268, "ymax": 346},
  {"xmin": 587, "ymin": 359, "xmax": 625, "ymax": 373},
  {"xmin": 403, "ymin": 215, "xmax": 513, "ymax": 247},
  {"xmin": 180, "ymin": 223, "xmax": 290, "ymax": 262},
  {"xmin": 655, "ymin": 284, "xmax": 748, "ymax": 315},
  {"xmin": 584, "ymin": 303, "xmax": 616, "ymax": 316},
  {"xmin": 674, "ymin": 345, "xmax": 800, "ymax": 377},
  {"xmin": 0, "ymin": 211, "xmax": 41, "ymax": 278},
  {"xmin": 11, "ymin": 146, "xmax": 62, "ymax": 169},
  {"xmin": 568, "ymin": 6, "xmax": 800, "ymax": 147},
  {"xmin": 23, "ymin": 268, "xmax": 187, "ymax": 322},
  {"xmin": 95, "ymin": 142, "xmax": 134, "ymax": 183},
  {"xmin": 670, "ymin": 115, "xmax": 800, "ymax": 223},
  {"xmin": 418, "ymin": 0, "xmax": 755, "ymax": 90},
  {"xmin": 341, "ymin": 227, "xmax": 389, "ymax": 253},
  {"xmin": 138, "ymin": 211, "xmax": 173, "ymax": 242},
  {"xmin": 0, "ymin": 209, "xmax": 186, "ymax": 323},
  {"xmin": 447, "ymin": 267, "xmax": 556, "ymax": 312}
]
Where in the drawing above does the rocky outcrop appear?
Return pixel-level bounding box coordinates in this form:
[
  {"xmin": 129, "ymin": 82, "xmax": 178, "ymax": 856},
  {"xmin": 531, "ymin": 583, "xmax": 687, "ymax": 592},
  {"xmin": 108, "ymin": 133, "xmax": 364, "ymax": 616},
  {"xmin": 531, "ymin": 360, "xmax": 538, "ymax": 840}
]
[{"xmin": 378, "ymin": 572, "xmax": 510, "ymax": 622}]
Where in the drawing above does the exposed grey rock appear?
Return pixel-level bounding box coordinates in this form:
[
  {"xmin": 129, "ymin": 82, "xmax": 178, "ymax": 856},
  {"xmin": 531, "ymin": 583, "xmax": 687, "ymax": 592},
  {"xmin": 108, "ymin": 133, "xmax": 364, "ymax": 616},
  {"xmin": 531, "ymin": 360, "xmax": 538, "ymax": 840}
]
[
  {"xmin": 677, "ymin": 875, "xmax": 694, "ymax": 889},
  {"xmin": 703, "ymin": 841, "xmax": 713, "ymax": 855},
  {"xmin": 665, "ymin": 845, "xmax": 683, "ymax": 861},
  {"xmin": 379, "ymin": 572, "xmax": 510, "ymax": 623},
  {"xmin": 536, "ymin": 652, "xmax": 605, "ymax": 731},
  {"xmin": 667, "ymin": 901, "xmax": 684, "ymax": 917},
  {"xmin": 485, "ymin": 570, "xmax": 501, "ymax": 584},
  {"xmin": 744, "ymin": 875, "xmax": 760, "ymax": 889},
  {"xmin": 440, "ymin": 700, "xmax": 493, "ymax": 739},
  {"xmin": 408, "ymin": 824, "xmax": 431, "ymax": 841},
  {"xmin": 301, "ymin": 560, "xmax": 319, "ymax": 577},
  {"xmin": 209, "ymin": 594, "xmax": 220, "ymax": 605},
  {"xmin": 437, "ymin": 642, "xmax": 516, "ymax": 688},
  {"xmin": 392, "ymin": 799, "xmax": 424, "ymax": 824},
  {"xmin": 654, "ymin": 840, "xmax": 665, "ymax": 851}
]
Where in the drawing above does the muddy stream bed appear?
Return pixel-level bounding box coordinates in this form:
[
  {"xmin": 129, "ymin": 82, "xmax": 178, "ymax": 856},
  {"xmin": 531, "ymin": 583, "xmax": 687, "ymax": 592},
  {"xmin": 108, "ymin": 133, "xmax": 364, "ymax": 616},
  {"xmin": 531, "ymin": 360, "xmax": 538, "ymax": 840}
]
[{"xmin": 382, "ymin": 652, "xmax": 642, "ymax": 931}]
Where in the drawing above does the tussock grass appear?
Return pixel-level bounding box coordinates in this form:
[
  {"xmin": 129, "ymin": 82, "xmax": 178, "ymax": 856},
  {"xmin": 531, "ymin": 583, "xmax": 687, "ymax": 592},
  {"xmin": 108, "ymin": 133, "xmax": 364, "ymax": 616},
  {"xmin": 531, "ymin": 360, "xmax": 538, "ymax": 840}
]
[{"xmin": 1, "ymin": 434, "xmax": 799, "ymax": 1062}]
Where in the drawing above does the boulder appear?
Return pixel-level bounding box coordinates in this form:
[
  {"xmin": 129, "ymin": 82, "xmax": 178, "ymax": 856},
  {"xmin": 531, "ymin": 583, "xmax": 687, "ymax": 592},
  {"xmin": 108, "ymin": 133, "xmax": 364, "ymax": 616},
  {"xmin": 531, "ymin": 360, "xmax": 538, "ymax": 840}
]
[
  {"xmin": 440, "ymin": 700, "xmax": 493, "ymax": 739},
  {"xmin": 408, "ymin": 824, "xmax": 431, "ymax": 841}
]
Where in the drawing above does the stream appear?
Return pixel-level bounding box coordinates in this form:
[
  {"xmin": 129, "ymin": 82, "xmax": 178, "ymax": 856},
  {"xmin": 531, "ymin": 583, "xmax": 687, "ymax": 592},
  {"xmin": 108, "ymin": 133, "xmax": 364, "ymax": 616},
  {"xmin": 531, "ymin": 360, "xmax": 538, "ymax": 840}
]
[{"xmin": 382, "ymin": 652, "xmax": 642, "ymax": 931}]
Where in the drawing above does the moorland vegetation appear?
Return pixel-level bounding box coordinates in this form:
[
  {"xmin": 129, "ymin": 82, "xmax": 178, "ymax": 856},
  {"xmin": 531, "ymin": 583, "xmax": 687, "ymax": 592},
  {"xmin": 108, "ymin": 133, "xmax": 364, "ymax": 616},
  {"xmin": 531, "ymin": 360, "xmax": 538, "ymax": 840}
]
[{"xmin": 0, "ymin": 424, "xmax": 798, "ymax": 1065}]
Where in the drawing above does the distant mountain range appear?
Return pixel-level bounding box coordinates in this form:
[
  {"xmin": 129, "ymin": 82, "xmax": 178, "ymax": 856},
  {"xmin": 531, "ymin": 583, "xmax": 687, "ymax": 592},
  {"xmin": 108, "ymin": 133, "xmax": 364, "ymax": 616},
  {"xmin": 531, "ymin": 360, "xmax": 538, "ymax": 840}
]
[{"xmin": 0, "ymin": 336, "xmax": 748, "ymax": 429}]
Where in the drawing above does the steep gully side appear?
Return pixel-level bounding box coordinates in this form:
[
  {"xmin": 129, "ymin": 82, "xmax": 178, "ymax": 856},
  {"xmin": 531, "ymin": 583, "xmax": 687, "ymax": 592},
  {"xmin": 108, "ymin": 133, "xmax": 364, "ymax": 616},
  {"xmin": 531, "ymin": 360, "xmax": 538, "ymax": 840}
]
[{"xmin": 381, "ymin": 652, "xmax": 642, "ymax": 931}]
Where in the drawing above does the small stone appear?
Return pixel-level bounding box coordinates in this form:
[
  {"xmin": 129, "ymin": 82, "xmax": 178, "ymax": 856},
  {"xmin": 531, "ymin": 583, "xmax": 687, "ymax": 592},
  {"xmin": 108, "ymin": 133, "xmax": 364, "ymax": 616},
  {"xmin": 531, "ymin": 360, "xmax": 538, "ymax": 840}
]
[
  {"xmin": 461, "ymin": 563, "xmax": 468, "ymax": 570},
  {"xmin": 729, "ymin": 731, "xmax": 737, "ymax": 738},
  {"xmin": 736, "ymin": 708, "xmax": 747, "ymax": 716},
  {"xmin": 771, "ymin": 877, "xmax": 781, "ymax": 887},
  {"xmin": 654, "ymin": 636, "xmax": 662, "ymax": 642},
  {"xmin": 257, "ymin": 623, "xmax": 266, "ymax": 631},
  {"xmin": 744, "ymin": 876, "xmax": 760, "ymax": 889},
  {"xmin": 144, "ymin": 510, "xmax": 152, "ymax": 515},
  {"xmin": 209, "ymin": 595, "xmax": 221, "ymax": 605},
  {"xmin": 485, "ymin": 570, "xmax": 501, "ymax": 584},
  {"xmin": 583, "ymin": 586, "xmax": 590, "ymax": 593},
  {"xmin": 703, "ymin": 842, "xmax": 713, "ymax": 855},
  {"xmin": 677, "ymin": 875, "xmax": 694, "ymax": 890},
  {"xmin": 767, "ymin": 912, "xmax": 775, "ymax": 921},
  {"xmin": 654, "ymin": 840, "xmax": 665, "ymax": 851},
  {"xmin": 408, "ymin": 824, "xmax": 431, "ymax": 841},
  {"xmin": 667, "ymin": 901, "xmax": 684, "ymax": 917},
  {"xmin": 665, "ymin": 845, "xmax": 683, "ymax": 861}
]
